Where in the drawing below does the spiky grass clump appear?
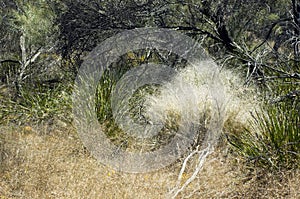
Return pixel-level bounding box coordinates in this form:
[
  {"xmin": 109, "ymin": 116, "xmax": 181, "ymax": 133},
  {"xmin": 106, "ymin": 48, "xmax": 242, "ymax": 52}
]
[
  {"xmin": 0, "ymin": 84, "xmax": 72, "ymax": 125},
  {"xmin": 227, "ymin": 75, "xmax": 300, "ymax": 170},
  {"xmin": 228, "ymin": 101, "xmax": 299, "ymax": 170}
]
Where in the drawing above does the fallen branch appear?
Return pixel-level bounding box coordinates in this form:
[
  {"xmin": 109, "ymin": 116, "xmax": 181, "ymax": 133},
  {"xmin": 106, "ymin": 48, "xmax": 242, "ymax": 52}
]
[{"xmin": 168, "ymin": 144, "xmax": 214, "ymax": 199}]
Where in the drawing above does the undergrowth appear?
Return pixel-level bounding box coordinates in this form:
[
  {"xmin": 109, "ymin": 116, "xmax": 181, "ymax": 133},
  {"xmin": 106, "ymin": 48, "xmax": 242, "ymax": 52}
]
[
  {"xmin": 228, "ymin": 82, "xmax": 299, "ymax": 170},
  {"xmin": 0, "ymin": 83, "xmax": 72, "ymax": 126}
]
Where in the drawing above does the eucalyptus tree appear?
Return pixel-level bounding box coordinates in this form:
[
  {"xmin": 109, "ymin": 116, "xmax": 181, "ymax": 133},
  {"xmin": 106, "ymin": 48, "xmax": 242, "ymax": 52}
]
[{"xmin": 0, "ymin": 0, "xmax": 61, "ymax": 93}]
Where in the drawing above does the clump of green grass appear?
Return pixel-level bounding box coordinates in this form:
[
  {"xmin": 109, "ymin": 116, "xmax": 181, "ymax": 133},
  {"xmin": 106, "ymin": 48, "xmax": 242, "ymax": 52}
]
[
  {"xmin": 95, "ymin": 69, "xmax": 116, "ymax": 122},
  {"xmin": 0, "ymin": 83, "xmax": 72, "ymax": 125},
  {"xmin": 95, "ymin": 53, "xmax": 138, "ymax": 122},
  {"xmin": 228, "ymin": 100, "xmax": 299, "ymax": 170}
]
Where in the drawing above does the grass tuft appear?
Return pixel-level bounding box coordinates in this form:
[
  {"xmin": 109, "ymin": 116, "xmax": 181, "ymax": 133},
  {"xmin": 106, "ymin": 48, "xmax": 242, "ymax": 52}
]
[
  {"xmin": 228, "ymin": 100, "xmax": 299, "ymax": 170},
  {"xmin": 0, "ymin": 83, "xmax": 72, "ymax": 126}
]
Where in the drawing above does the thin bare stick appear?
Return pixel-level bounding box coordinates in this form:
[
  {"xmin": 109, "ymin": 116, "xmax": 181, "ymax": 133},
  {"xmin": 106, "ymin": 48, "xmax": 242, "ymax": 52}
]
[{"xmin": 168, "ymin": 144, "xmax": 213, "ymax": 199}]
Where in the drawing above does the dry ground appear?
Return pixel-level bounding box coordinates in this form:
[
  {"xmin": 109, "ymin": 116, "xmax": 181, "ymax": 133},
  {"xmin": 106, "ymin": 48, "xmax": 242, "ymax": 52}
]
[{"xmin": 0, "ymin": 125, "xmax": 299, "ymax": 199}]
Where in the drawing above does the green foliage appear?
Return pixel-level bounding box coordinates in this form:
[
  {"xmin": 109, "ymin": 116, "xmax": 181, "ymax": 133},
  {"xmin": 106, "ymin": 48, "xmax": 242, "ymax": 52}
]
[
  {"xmin": 0, "ymin": 0, "xmax": 62, "ymax": 93},
  {"xmin": 11, "ymin": 0, "xmax": 56, "ymax": 46},
  {"xmin": 95, "ymin": 51, "xmax": 150, "ymax": 122},
  {"xmin": 95, "ymin": 70, "xmax": 115, "ymax": 122},
  {"xmin": 228, "ymin": 100, "xmax": 299, "ymax": 170},
  {"xmin": 0, "ymin": 84, "xmax": 72, "ymax": 125}
]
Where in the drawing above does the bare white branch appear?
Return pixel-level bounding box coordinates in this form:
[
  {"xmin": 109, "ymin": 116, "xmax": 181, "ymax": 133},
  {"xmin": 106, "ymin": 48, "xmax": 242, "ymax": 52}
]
[{"xmin": 168, "ymin": 144, "xmax": 213, "ymax": 199}]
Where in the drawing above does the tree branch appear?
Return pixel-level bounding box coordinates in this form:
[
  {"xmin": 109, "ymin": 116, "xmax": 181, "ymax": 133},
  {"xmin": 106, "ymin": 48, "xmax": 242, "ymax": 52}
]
[{"xmin": 0, "ymin": 60, "xmax": 21, "ymax": 65}]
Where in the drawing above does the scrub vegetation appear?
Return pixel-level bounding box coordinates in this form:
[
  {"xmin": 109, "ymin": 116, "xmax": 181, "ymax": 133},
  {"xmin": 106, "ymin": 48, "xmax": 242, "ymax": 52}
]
[{"xmin": 0, "ymin": 0, "xmax": 299, "ymax": 198}]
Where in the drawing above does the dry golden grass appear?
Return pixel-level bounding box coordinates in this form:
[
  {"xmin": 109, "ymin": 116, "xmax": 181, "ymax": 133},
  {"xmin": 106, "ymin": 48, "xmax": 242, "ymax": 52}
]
[{"xmin": 0, "ymin": 125, "xmax": 299, "ymax": 199}]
